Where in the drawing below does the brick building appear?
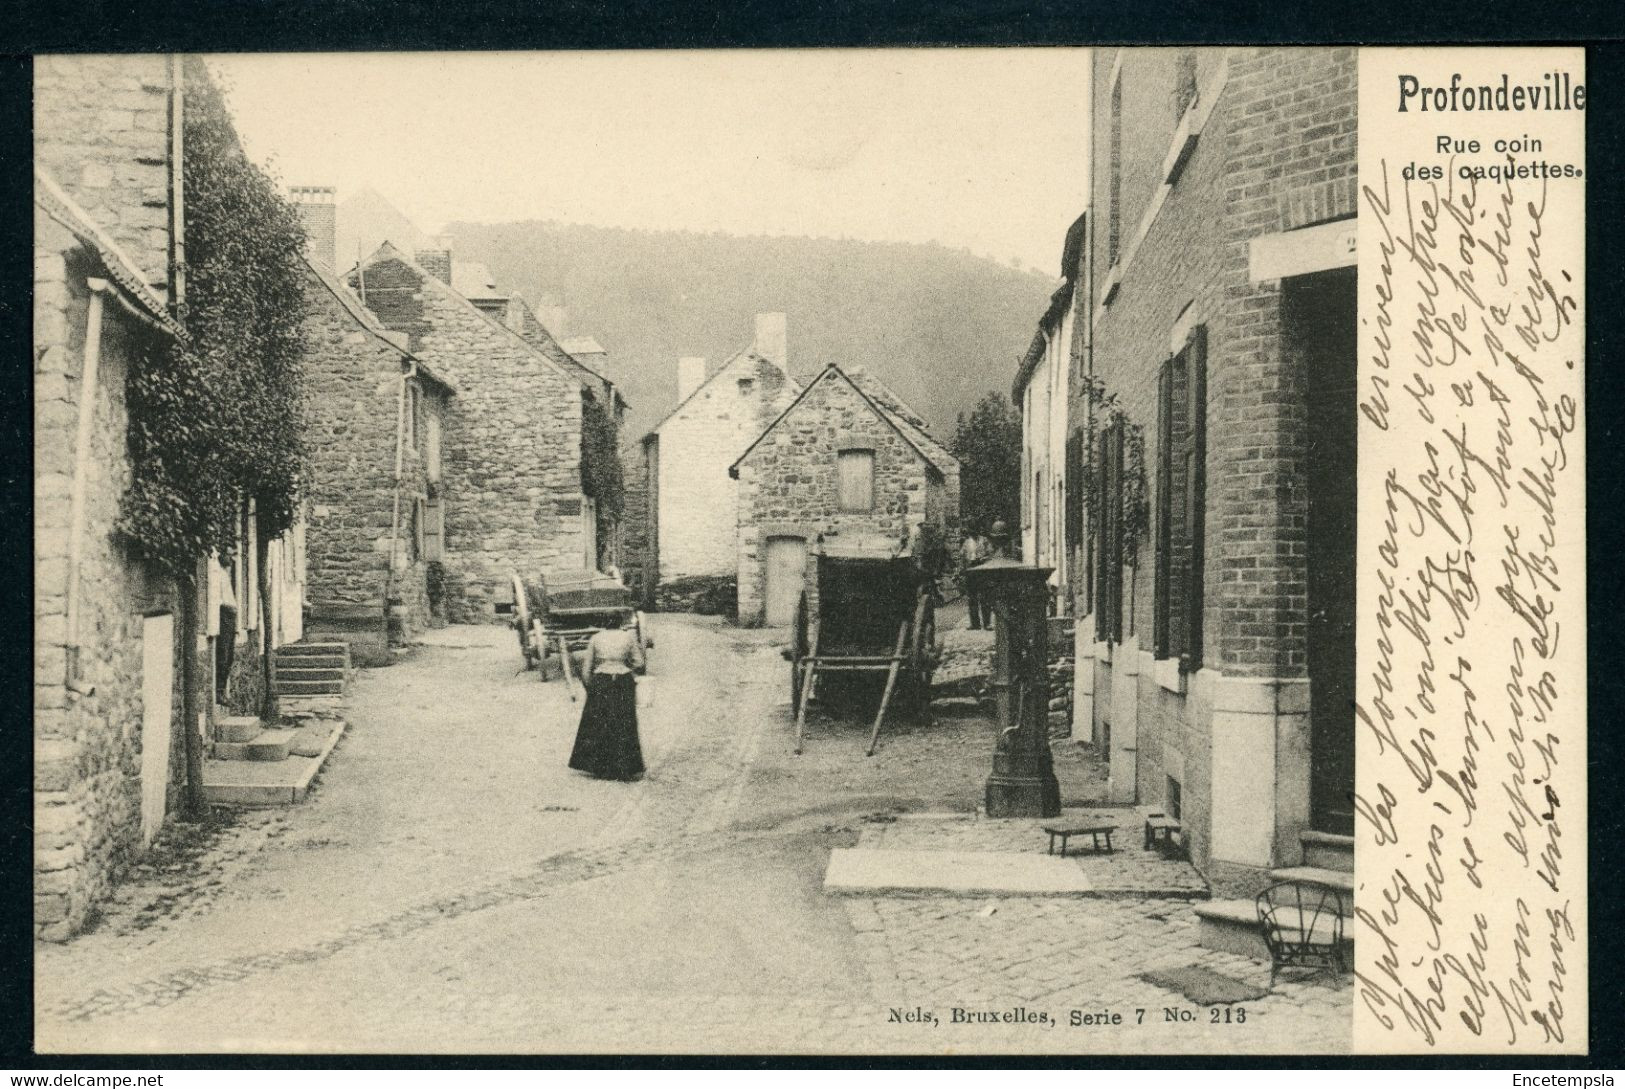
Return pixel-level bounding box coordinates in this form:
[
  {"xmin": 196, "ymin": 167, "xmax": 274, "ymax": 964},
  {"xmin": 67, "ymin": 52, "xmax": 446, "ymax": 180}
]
[
  {"xmin": 730, "ymin": 364, "xmax": 960, "ymax": 627},
  {"xmin": 348, "ymin": 242, "xmax": 615, "ymax": 623},
  {"xmin": 1074, "ymin": 47, "xmax": 1356, "ymax": 896},
  {"xmin": 33, "ymin": 55, "xmax": 306, "ymax": 938},
  {"xmin": 634, "ymin": 314, "xmax": 800, "ymax": 612}
]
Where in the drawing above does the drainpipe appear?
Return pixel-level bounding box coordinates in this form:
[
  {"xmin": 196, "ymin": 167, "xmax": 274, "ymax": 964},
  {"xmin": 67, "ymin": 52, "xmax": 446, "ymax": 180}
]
[
  {"xmin": 63, "ymin": 278, "xmax": 111, "ymax": 695},
  {"xmin": 381, "ymin": 362, "xmax": 417, "ymax": 650}
]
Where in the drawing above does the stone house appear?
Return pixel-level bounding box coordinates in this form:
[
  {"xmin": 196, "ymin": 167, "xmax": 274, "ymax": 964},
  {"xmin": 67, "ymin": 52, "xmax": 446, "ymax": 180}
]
[
  {"xmin": 32, "ymin": 55, "xmax": 305, "ymax": 939},
  {"xmin": 1074, "ymin": 47, "xmax": 1356, "ymax": 897},
  {"xmin": 289, "ymin": 211, "xmax": 459, "ymax": 663},
  {"xmin": 730, "ymin": 363, "xmax": 961, "ymax": 627},
  {"xmin": 634, "ymin": 314, "xmax": 800, "ymax": 612},
  {"xmin": 348, "ymin": 242, "xmax": 619, "ymax": 623},
  {"xmin": 1014, "ymin": 211, "xmax": 1088, "ymax": 597}
]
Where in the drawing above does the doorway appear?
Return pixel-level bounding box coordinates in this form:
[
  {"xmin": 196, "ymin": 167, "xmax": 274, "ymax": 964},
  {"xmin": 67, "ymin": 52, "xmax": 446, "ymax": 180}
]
[
  {"xmin": 1291, "ymin": 265, "xmax": 1357, "ymax": 835},
  {"xmin": 763, "ymin": 536, "xmax": 807, "ymax": 627},
  {"xmin": 140, "ymin": 613, "xmax": 175, "ymax": 846}
]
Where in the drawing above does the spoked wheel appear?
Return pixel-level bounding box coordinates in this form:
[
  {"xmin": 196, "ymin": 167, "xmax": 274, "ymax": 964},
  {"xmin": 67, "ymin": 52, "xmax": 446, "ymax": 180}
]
[
  {"xmin": 906, "ymin": 591, "xmax": 937, "ymax": 715},
  {"xmin": 511, "ymin": 573, "xmax": 538, "ymax": 669}
]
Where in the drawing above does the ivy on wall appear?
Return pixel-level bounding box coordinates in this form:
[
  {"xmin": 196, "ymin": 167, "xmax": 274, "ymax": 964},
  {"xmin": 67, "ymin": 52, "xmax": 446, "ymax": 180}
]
[
  {"xmin": 118, "ymin": 58, "xmax": 310, "ymax": 575},
  {"xmin": 1077, "ymin": 375, "xmax": 1148, "ymax": 564},
  {"xmin": 579, "ymin": 392, "xmax": 624, "ymax": 518}
]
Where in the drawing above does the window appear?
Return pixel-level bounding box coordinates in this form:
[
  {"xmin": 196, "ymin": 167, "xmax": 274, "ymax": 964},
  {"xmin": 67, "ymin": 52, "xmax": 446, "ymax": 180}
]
[
  {"xmin": 423, "ymin": 495, "xmax": 444, "ymax": 561},
  {"xmin": 1153, "ymin": 325, "xmax": 1208, "ymax": 669},
  {"xmin": 424, "ymin": 411, "xmax": 442, "ymax": 484},
  {"xmin": 1093, "ymin": 419, "xmax": 1125, "ymax": 643},
  {"xmin": 737, "ymin": 378, "xmax": 754, "ymax": 396},
  {"xmin": 1107, "ymin": 73, "xmax": 1123, "ymax": 266},
  {"xmin": 837, "ymin": 449, "xmax": 876, "ymax": 512},
  {"xmin": 409, "ymin": 496, "xmax": 424, "ymax": 562}
]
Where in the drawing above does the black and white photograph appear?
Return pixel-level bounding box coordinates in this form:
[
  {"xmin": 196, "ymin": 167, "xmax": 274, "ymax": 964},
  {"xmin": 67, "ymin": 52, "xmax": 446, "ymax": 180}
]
[{"xmin": 29, "ymin": 44, "xmax": 1587, "ymax": 1057}]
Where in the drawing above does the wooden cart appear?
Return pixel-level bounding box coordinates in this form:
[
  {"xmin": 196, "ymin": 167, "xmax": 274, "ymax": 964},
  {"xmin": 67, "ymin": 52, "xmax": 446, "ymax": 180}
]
[
  {"xmin": 512, "ymin": 570, "xmax": 650, "ymax": 698},
  {"xmin": 786, "ymin": 535, "xmax": 938, "ymax": 755}
]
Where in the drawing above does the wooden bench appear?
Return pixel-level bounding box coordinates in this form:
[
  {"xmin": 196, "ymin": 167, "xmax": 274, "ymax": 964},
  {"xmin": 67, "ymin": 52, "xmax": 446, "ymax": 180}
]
[
  {"xmin": 1044, "ymin": 824, "xmax": 1117, "ymax": 856},
  {"xmin": 1144, "ymin": 813, "xmax": 1182, "ymax": 852}
]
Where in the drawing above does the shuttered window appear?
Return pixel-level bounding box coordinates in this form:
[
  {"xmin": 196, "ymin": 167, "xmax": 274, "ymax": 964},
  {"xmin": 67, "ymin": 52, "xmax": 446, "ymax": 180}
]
[
  {"xmin": 423, "ymin": 496, "xmax": 445, "ymax": 561},
  {"xmin": 1153, "ymin": 325, "xmax": 1208, "ymax": 669},
  {"xmin": 1093, "ymin": 420, "xmax": 1125, "ymax": 644},
  {"xmin": 838, "ymin": 449, "xmax": 876, "ymax": 512}
]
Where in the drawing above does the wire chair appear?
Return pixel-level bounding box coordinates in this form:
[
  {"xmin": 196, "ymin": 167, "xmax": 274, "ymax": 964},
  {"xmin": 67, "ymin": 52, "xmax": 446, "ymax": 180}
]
[{"xmin": 1255, "ymin": 881, "xmax": 1347, "ymax": 988}]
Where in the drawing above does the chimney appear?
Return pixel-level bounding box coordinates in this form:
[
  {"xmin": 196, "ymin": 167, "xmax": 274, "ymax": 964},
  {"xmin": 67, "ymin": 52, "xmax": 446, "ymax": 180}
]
[
  {"xmin": 753, "ymin": 312, "xmax": 787, "ymax": 368},
  {"xmin": 678, "ymin": 357, "xmax": 707, "ymax": 402},
  {"xmin": 538, "ymin": 296, "xmax": 569, "ymax": 338},
  {"xmin": 416, "ymin": 234, "xmax": 453, "ymax": 284},
  {"xmin": 290, "ymin": 185, "xmax": 336, "ymax": 270}
]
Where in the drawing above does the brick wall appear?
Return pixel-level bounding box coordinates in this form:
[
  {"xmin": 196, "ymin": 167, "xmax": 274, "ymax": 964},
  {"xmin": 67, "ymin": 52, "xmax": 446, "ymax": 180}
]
[
  {"xmin": 654, "ymin": 352, "xmax": 798, "ymax": 582},
  {"xmin": 734, "ymin": 369, "xmax": 944, "ymax": 624},
  {"xmin": 352, "ymin": 247, "xmax": 587, "ymax": 623},
  {"xmin": 1083, "ymin": 47, "xmax": 1356, "ymax": 874},
  {"xmin": 33, "ymin": 54, "xmax": 175, "ymax": 302}
]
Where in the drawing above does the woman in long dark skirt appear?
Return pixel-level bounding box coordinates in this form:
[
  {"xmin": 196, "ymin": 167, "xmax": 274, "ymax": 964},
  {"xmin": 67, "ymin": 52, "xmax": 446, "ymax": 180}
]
[{"xmin": 567, "ymin": 613, "xmax": 646, "ymax": 781}]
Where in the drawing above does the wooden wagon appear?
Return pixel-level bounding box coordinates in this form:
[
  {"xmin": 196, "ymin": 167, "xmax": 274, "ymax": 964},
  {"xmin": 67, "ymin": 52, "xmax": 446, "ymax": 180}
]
[
  {"xmin": 512, "ymin": 569, "xmax": 651, "ymax": 697},
  {"xmin": 785, "ymin": 534, "xmax": 939, "ymax": 755}
]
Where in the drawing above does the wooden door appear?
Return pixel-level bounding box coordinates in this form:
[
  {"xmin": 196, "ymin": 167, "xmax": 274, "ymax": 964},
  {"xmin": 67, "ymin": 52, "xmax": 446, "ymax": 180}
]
[
  {"xmin": 764, "ymin": 536, "xmax": 808, "ymax": 627},
  {"xmin": 140, "ymin": 613, "xmax": 174, "ymax": 846}
]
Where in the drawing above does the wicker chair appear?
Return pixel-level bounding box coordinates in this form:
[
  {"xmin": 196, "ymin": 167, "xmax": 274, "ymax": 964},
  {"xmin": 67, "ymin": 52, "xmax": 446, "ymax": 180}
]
[{"xmin": 1255, "ymin": 881, "xmax": 1347, "ymax": 988}]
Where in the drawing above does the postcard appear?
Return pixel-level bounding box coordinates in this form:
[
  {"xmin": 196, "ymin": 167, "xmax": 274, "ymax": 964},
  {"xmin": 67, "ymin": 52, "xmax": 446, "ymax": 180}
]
[{"xmin": 31, "ymin": 44, "xmax": 1585, "ymax": 1056}]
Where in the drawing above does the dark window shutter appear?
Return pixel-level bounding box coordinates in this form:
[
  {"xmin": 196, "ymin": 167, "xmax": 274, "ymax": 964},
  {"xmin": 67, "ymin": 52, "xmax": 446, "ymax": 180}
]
[
  {"xmin": 1183, "ymin": 326, "xmax": 1208, "ymax": 671},
  {"xmin": 1153, "ymin": 361, "xmax": 1174, "ymax": 658}
]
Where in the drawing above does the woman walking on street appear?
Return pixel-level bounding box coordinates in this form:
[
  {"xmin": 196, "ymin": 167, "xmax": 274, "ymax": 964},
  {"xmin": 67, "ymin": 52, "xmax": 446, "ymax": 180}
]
[{"xmin": 567, "ymin": 613, "xmax": 647, "ymax": 781}]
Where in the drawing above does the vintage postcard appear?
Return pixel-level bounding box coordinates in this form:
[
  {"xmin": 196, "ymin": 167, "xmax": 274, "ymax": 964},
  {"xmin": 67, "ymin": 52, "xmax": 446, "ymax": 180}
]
[{"xmin": 31, "ymin": 44, "xmax": 1585, "ymax": 1056}]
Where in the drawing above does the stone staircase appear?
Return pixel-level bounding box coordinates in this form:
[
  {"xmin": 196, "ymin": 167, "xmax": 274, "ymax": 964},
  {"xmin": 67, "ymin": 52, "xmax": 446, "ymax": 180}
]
[
  {"xmin": 1193, "ymin": 829, "xmax": 1355, "ymax": 961},
  {"xmin": 273, "ymin": 641, "xmax": 350, "ymax": 699}
]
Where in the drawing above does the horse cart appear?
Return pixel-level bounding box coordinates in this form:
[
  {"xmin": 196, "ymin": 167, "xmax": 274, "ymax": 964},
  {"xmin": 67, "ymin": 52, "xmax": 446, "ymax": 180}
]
[
  {"xmin": 785, "ymin": 534, "xmax": 939, "ymax": 755},
  {"xmin": 511, "ymin": 569, "xmax": 651, "ymax": 698}
]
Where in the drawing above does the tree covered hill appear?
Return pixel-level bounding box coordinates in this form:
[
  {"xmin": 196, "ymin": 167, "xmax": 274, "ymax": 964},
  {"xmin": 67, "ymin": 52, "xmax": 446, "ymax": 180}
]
[{"xmin": 440, "ymin": 219, "xmax": 1056, "ymax": 440}]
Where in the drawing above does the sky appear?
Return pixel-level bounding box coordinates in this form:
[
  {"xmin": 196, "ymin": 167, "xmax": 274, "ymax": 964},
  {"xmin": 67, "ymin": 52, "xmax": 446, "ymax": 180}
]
[{"xmin": 207, "ymin": 49, "xmax": 1093, "ymax": 276}]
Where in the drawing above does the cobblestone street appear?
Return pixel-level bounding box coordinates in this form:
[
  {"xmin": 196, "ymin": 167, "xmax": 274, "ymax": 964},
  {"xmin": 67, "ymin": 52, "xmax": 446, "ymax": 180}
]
[{"xmin": 36, "ymin": 615, "xmax": 1349, "ymax": 1055}]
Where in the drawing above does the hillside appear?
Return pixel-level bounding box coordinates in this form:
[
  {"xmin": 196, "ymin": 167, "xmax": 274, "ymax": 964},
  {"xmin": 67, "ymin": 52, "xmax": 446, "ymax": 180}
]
[{"xmin": 439, "ymin": 220, "xmax": 1057, "ymax": 440}]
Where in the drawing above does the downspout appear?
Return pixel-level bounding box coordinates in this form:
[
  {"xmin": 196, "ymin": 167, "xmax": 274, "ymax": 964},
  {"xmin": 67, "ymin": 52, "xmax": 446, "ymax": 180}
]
[
  {"xmin": 63, "ymin": 278, "xmax": 110, "ymax": 695},
  {"xmin": 382, "ymin": 361, "xmax": 417, "ymax": 650}
]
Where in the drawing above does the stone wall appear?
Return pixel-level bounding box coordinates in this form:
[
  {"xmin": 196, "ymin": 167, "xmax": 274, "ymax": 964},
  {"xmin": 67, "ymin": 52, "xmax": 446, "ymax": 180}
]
[
  {"xmin": 619, "ymin": 441, "xmax": 653, "ymax": 608},
  {"xmin": 654, "ymin": 352, "xmax": 798, "ymax": 585},
  {"xmin": 33, "ymin": 54, "xmax": 175, "ymax": 302},
  {"xmin": 35, "ymin": 211, "xmax": 188, "ymax": 941},
  {"xmin": 733, "ymin": 368, "xmax": 945, "ymax": 625},
  {"xmin": 352, "ymin": 246, "xmax": 588, "ymax": 624}
]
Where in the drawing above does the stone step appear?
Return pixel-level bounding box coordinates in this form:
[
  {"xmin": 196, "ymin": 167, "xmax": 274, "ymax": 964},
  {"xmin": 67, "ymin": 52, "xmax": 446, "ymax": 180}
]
[
  {"xmin": 275, "ymin": 679, "xmax": 345, "ymax": 696},
  {"xmin": 1300, "ymin": 829, "xmax": 1355, "ymax": 872},
  {"xmin": 1269, "ymin": 865, "xmax": 1355, "ymax": 897},
  {"xmin": 213, "ymin": 727, "xmax": 295, "ymax": 762},
  {"xmin": 216, "ymin": 715, "xmax": 262, "ymax": 744},
  {"xmin": 1195, "ymin": 899, "xmax": 1355, "ymax": 962},
  {"xmin": 275, "ymin": 666, "xmax": 346, "ymax": 682},
  {"xmin": 277, "ymin": 640, "xmax": 351, "ymax": 656}
]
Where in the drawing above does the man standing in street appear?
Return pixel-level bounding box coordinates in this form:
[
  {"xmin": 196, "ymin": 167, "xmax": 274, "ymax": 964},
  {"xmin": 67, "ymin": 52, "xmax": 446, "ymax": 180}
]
[{"xmin": 960, "ymin": 526, "xmax": 990, "ymax": 629}]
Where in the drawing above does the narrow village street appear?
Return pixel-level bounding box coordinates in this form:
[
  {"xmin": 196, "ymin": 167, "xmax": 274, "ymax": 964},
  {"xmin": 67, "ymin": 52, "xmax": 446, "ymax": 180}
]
[{"xmin": 36, "ymin": 613, "xmax": 1348, "ymax": 1056}]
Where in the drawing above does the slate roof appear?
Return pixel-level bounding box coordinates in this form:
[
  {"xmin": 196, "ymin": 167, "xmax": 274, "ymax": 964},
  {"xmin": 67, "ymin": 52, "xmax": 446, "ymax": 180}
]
[
  {"xmin": 33, "ymin": 165, "xmax": 186, "ymax": 341},
  {"xmin": 728, "ymin": 363, "xmax": 959, "ymax": 479}
]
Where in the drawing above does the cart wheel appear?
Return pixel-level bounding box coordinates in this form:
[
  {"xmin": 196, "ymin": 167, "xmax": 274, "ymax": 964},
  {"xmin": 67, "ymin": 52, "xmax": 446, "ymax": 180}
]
[
  {"xmin": 511, "ymin": 574, "xmax": 537, "ymax": 669},
  {"xmin": 790, "ymin": 591, "xmax": 809, "ymax": 709},
  {"xmin": 908, "ymin": 592, "xmax": 937, "ymax": 712}
]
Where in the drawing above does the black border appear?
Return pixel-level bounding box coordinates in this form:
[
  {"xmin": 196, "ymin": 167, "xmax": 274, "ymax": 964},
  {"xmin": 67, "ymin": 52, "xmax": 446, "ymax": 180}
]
[{"xmin": 2, "ymin": 3, "xmax": 1622, "ymax": 1071}]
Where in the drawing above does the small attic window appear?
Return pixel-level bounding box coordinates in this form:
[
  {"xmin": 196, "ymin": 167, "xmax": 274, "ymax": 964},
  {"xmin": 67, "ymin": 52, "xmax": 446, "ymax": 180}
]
[
  {"xmin": 838, "ymin": 449, "xmax": 876, "ymax": 512},
  {"xmin": 737, "ymin": 378, "xmax": 755, "ymax": 396}
]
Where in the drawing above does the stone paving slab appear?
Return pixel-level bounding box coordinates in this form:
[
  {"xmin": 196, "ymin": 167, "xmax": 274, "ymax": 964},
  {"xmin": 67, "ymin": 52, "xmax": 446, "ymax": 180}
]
[
  {"xmin": 825, "ymin": 848, "xmax": 1094, "ymax": 897},
  {"xmin": 201, "ymin": 720, "xmax": 345, "ymax": 805},
  {"xmin": 859, "ymin": 807, "xmax": 1209, "ymax": 898}
]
